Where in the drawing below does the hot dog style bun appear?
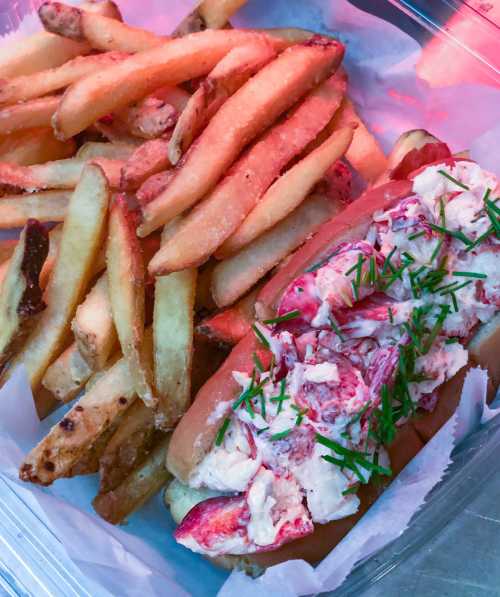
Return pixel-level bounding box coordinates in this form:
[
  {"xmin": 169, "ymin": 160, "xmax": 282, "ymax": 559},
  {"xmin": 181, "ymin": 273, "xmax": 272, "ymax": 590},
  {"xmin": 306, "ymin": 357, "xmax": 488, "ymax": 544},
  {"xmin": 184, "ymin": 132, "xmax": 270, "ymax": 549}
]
[{"xmin": 166, "ymin": 136, "xmax": 500, "ymax": 571}]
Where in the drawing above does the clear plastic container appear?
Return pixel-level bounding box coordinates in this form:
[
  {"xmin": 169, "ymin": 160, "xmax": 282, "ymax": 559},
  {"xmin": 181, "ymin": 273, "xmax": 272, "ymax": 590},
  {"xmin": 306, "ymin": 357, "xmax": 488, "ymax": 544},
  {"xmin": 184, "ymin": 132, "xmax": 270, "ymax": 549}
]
[{"xmin": 0, "ymin": 1, "xmax": 498, "ymax": 596}]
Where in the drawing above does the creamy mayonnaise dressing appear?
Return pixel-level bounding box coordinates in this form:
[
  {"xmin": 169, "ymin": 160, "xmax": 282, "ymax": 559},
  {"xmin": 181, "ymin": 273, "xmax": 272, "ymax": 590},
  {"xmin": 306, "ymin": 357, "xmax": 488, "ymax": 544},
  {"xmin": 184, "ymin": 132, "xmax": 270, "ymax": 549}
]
[{"xmin": 176, "ymin": 160, "xmax": 499, "ymax": 557}]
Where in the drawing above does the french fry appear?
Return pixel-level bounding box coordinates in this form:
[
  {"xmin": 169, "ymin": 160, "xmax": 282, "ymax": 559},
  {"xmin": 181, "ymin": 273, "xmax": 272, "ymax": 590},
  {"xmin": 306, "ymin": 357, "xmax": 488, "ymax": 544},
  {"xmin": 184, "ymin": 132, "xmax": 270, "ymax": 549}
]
[
  {"xmin": 153, "ymin": 226, "xmax": 197, "ymax": 429},
  {"xmin": 39, "ymin": 225, "xmax": 63, "ymax": 290},
  {"xmin": 328, "ymin": 97, "xmax": 387, "ymax": 184},
  {"xmin": 0, "ymin": 1, "xmax": 122, "ymax": 79},
  {"xmin": 93, "ymin": 119, "xmax": 141, "ymax": 147},
  {"xmin": 147, "ymin": 70, "xmax": 347, "ymax": 274},
  {"xmin": 0, "ymin": 191, "xmax": 71, "ymax": 228},
  {"xmin": 196, "ymin": 287, "xmax": 259, "ymax": 346},
  {"xmin": 52, "ymin": 29, "xmax": 290, "ymax": 140},
  {"xmin": 173, "ymin": 0, "xmax": 248, "ymax": 36},
  {"xmin": 195, "ymin": 259, "xmax": 217, "ymax": 311},
  {"xmin": 65, "ymin": 420, "xmax": 121, "ymax": 478},
  {"xmin": 0, "ymin": 164, "xmax": 109, "ymax": 394},
  {"xmin": 0, "ymin": 239, "xmax": 17, "ymax": 264},
  {"xmin": 106, "ymin": 196, "xmax": 155, "ymax": 407},
  {"xmin": 136, "ymin": 170, "xmax": 175, "ymax": 206},
  {"xmin": 72, "ymin": 274, "xmax": 116, "ymax": 370},
  {"xmin": 120, "ymin": 139, "xmax": 170, "ymax": 191},
  {"xmin": 0, "ymin": 128, "xmax": 76, "ymax": 167},
  {"xmin": 219, "ymin": 126, "xmax": 354, "ymax": 256},
  {"xmin": 41, "ymin": 342, "xmax": 93, "ymax": 403},
  {"xmin": 0, "ymin": 52, "xmax": 129, "ymax": 106},
  {"xmin": 19, "ymin": 354, "xmax": 138, "ymax": 485},
  {"xmin": 0, "ymin": 157, "xmax": 123, "ymax": 191},
  {"xmin": 0, "ymin": 220, "xmax": 49, "ymax": 373},
  {"xmin": 98, "ymin": 399, "xmax": 157, "ymax": 493},
  {"xmin": 211, "ymin": 193, "xmax": 345, "ymax": 307},
  {"xmin": 39, "ymin": 2, "xmax": 165, "ymax": 53},
  {"xmin": 168, "ymin": 40, "xmax": 277, "ymax": 164},
  {"xmin": 140, "ymin": 39, "xmax": 345, "ymax": 239},
  {"xmin": 76, "ymin": 141, "xmax": 136, "ymax": 161},
  {"xmin": 0, "ymin": 97, "xmax": 60, "ymax": 136},
  {"xmin": 93, "ymin": 436, "xmax": 171, "ymax": 524}
]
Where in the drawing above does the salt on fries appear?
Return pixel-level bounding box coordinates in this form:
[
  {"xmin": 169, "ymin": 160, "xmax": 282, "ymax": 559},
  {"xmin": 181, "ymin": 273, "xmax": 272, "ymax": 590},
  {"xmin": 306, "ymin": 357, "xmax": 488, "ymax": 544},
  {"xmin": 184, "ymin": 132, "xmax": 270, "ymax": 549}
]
[
  {"xmin": 168, "ymin": 40, "xmax": 277, "ymax": 165},
  {"xmin": 139, "ymin": 38, "xmax": 344, "ymax": 237},
  {"xmin": 39, "ymin": 2, "xmax": 164, "ymax": 53},
  {"xmin": 0, "ymin": 128, "xmax": 76, "ymax": 166},
  {"xmin": 0, "ymin": 164, "xmax": 109, "ymax": 394},
  {"xmin": 0, "ymin": 0, "xmax": 122, "ymax": 78},
  {"xmin": 53, "ymin": 29, "xmax": 287, "ymax": 140},
  {"xmin": 0, "ymin": 97, "xmax": 61, "ymax": 135},
  {"xmin": 42, "ymin": 342, "xmax": 94, "ymax": 403}
]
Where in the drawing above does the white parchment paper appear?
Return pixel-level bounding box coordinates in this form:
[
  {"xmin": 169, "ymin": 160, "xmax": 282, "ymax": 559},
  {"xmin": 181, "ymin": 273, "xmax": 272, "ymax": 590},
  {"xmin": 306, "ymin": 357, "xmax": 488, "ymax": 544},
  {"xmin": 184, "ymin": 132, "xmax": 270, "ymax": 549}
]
[{"xmin": 0, "ymin": 1, "xmax": 499, "ymax": 596}]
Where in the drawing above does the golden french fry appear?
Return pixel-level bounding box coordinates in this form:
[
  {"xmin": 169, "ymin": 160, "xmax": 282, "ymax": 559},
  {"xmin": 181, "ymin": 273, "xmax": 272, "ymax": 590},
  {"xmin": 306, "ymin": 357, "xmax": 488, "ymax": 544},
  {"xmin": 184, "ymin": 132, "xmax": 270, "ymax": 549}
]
[
  {"xmin": 153, "ymin": 227, "xmax": 197, "ymax": 429},
  {"xmin": 196, "ymin": 286, "xmax": 259, "ymax": 346},
  {"xmin": 140, "ymin": 39, "xmax": 344, "ymax": 238},
  {"xmin": 329, "ymin": 97, "xmax": 387, "ymax": 183},
  {"xmin": 20, "ymin": 354, "xmax": 138, "ymax": 485},
  {"xmin": 39, "ymin": 2, "xmax": 165, "ymax": 53},
  {"xmin": 0, "ymin": 239, "xmax": 17, "ymax": 264},
  {"xmin": 168, "ymin": 40, "xmax": 276, "ymax": 164},
  {"xmin": 116, "ymin": 86, "xmax": 190, "ymax": 140},
  {"xmin": 0, "ymin": 97, "xmax": 60, "ymax": 136},
  {"xmin": 136, "ymin": 170, "xmax": 175, "ymax": 206},
  {"xmin": 0, "ymin": 52, "xmax": 129, "ymax": 106},
  {"xmin": 147, "ymin": 70, "xmax": 347, "ymax": 275},
  {"xmin": 65, "ymin": 421, "xmax": 120, "ymax": 478},
  {"xmin": 0, "ymin": 164, "xmax": 109, "ymax": 393},
  {"xmin": 93, "ymin": 435, "xmax": 171, "ymax": 524},
  {"xmin": 76, "ymin": 141, "xmax": 136, "ymax": 161},
  {"xmin": 120, "ymin": 139, "xmax": 170, "ymax": 191},
  {"xmin": 0, "ymin": 220, "xmax": 49, "ymax": 373},
  {"xmin": 220, "ymin": 126, "xmax": 354, "ymax": 256},
  {"xmin": 53, "ymin": 30, "xmax": 289, "ymax": 140},
  {"xmin": 0, "ymin": 128, "xmax": 76, "ymax": 167},
  {"xmin": 0, "ymin": 157, "xmax": 123, "ymax": 191},
  {"xmin": 72, "ymin": 274, "xmax": 116, "ymax": 370},
  {"xmin": 0, "ymin": 1, "xmax": 122, "ymax": 79},
  {"xmin": 211, "ymin": 193, "xmax": 344, "ymax": 307},
  {"xmin": 0, "ymin": 191, "xmax": 71, "ymax": 228},
  {"xmin": 98, "ymin": 399, "xmax": 157, "ymax": 493},
  {"xmin": 106, "ymin": 196, "xmax": 155, "ymax": 407},
  {"xmin": 41, "ymin": 342, "xmax": 93, "ymax": 403},
  {"xmin": 173, "ymin": 0, "xmax": 248, "ymax": 35}
]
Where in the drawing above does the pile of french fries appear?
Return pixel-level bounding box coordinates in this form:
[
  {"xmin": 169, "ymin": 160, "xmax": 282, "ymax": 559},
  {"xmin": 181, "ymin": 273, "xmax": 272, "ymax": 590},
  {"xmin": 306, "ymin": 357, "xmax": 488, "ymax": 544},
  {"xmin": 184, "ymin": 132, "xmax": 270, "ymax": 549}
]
[{"xmin": 0, "ymin": 0, "xmax": 388, "ymax": 524}]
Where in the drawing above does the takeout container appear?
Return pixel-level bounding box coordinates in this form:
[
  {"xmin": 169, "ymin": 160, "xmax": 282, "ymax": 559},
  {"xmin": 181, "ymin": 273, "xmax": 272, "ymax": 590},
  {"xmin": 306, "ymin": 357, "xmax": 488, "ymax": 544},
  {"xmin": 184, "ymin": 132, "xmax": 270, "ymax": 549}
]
[{"xmin": 0, "ymin": 1, "xmax": 498, "ymax": 595}]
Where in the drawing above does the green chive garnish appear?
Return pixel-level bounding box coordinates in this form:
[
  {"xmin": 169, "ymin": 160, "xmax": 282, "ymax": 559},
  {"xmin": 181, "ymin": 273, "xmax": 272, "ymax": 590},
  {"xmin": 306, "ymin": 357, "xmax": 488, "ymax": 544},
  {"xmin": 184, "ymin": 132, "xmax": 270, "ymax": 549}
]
[
  {"xmin": 215, "ymin": 418, "xmax": 231, "ymax": 446},
  {"xmin": 270, "ymin": 429, "xmax": 292, "ymax": 441},
  {"xmin": 263, "ymin": 310, "xmax": 302, "ymax": 326},
  {"xmin": 382, "ymin": 246, "xmax": 398, "ymax": 276},
  {"xmin": 445, "ymin": 337, "xmax": 459, "ymax": 344},
  {"xmin": 388, "ymin": 307, "xmax": 394, "ymax": 324},
  {"xmin": 252, "ymin": 324, "xmax": 270, "ymax": 349},
  {"xmin": 422, "ymin": 304, "xmax": 451, "ymax": 354},
  {"xmin": 329, "ymin": 317, "xmax": 345, "ymax": 342},
  {"xmin": 452, "ymin": 271, "xmax": 487, "ymax": 279},
  {"xmin": 342, "ymin": 485, "xmax": 359, "ymax": 496},
  {"xmin": 450, "ymin": 291, "xmax": 459, "ymax": 313},
  {"xmin": 252, "ymin": 352, "xmax": 265, "ymax": 372},
  {"xmin": 439, "ymin": 197, "xmax": 446, "ymax": 226},
  {"xmin": 429, "ymin": 223, "xmax": 473, "ymax": 246},
  {"xmin": 408, "ymin": 230, "xmax": 425, "ymax": 241},
  {"xmin": 438, "ymin": 169, "xmax": 469, "ymax": 190}
]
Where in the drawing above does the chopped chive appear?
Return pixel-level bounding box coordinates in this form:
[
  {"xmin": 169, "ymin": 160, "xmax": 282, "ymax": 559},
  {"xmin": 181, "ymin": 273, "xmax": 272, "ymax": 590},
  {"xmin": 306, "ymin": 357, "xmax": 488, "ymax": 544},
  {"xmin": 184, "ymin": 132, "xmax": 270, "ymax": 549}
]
[
  {"xmin": 329, "ymin": 317, "xmax": 345, "ymax": 342},
  {"xmin": 355, "ymin": 254, "xmax": 364, "ymax": 288},
  {"xmin": 438, "ymin": 169, "xmax": 469, "ymax": 190},
  {"xmin": 422, "ymin": 305, "xmax": 451, "ymax": 354},
  {"xmin": 342, "ymin": 485, "xmax": 359, "ymax": 496},
  {"xmin": 270, "ymin": 429, "xmax": 292, "ymax": 441},
  {"xmin": 402, "ymin": 251, "xmax": 415, "ymax": 263},
  {"xmin": 450, "ymin": 291, "xmax": 459, "ymax": 313},
  {"xmin": 408, "ymin": 230, "xmax": 425, "ymax": 241},
  {"xmin": 256, "ymin": 426, "xmax": 269, "ymax": 435},
  {"xmin": 252, "ymin": 352, "xmax": 265, "ymax": 372},
  {"xmin": 452, "ymin": 271, "xmax": 487, "ymax": 279},
  {"xmin": 260, "ymin": 393, "xmax": 266, "ymax": 420},
  {"xmin": 434, "ymin": 280, "xmax": 461, "ymax": 294},
  {"xmin": 465, "ymin": 225, "xmax": 495, "ymax": 252},
  {"xmin": 439, "ymin": 197, "xmax": 446, "ymax": 226},
  {"xmin": 263, "ymin": 309, "xmax": 301, "ymax": 325},
  {"xmin": 245, "ymin": 396, "xmax": 255, "ymax": 418},
  {"xmin": 440, "ymin": 280, "xmax": 472, "ymax": 296},
  {"xmin": 352, "ymin": 280, "xmax": 359, "ymax": 302},
  {"xmin": 252, "ymin": 324, "xmax": 270, "ymax": 349},
  {"xmin": 369, "ymin": 256, "xmax": 377, "ymax": 285},
  {"xmin": 486, "ymin": 197, "xmax": 500, "ymax": 217},
  {"xmin": 429, "ymin": 223, "xmax": 473, "ymax": 246},
  {"xmin": 445, "ymin": 337, "xmax": 459, "ymax": 344},
  {"xmin": 340, "ymin": 290, "xmax": 353, "ymax": 307},
  {"xmin": 388, "ymin": 307, "xmax": 394, "ymax": 325},
  {"xmin": 382, "ymin": 246, "xmax": 398, "ymax": 276},
  {"xmin": 306, "ymin": 247, "xmax": 342, "ymax": 272},
  {"xmin": 291, "ymin": 404, "xmax": 308, "ymax": 426},
  {"xmin": 215, "ymin": 418, "xmax": 231, "ymax": 446}
]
